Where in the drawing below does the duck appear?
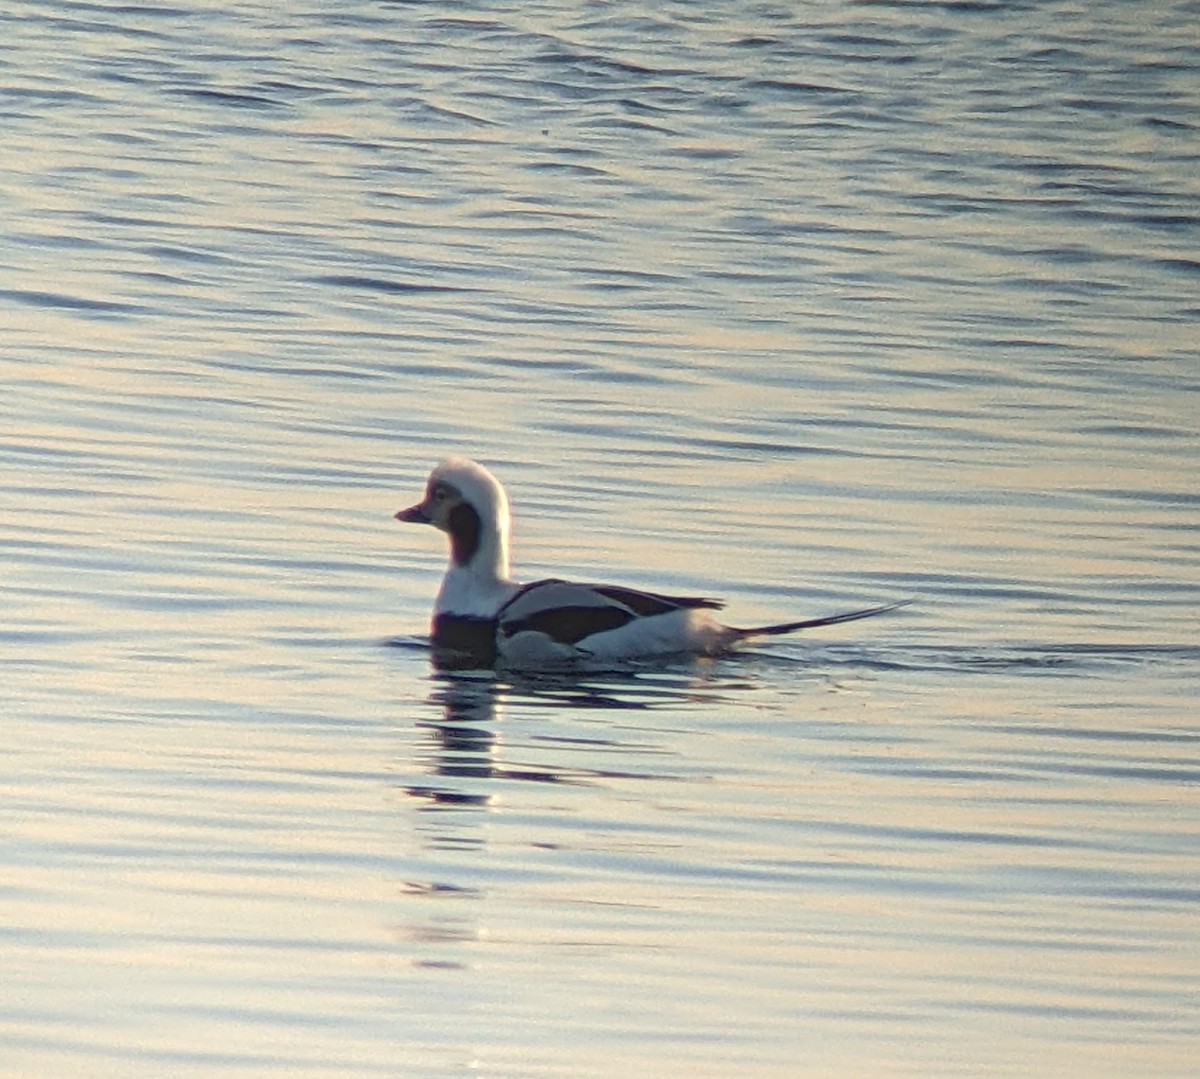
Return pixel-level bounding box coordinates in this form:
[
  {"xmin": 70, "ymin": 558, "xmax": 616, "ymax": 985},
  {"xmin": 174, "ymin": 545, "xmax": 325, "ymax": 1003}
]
[{"xmin": 395, "ymin": 456, "xmax": 908, "ymax": 671}]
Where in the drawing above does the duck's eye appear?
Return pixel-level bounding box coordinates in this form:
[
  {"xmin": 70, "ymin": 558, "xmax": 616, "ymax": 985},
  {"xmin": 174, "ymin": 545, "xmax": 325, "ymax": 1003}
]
[{"xmin": 432, "ymin": 486, "xmax": 447, "ymax": 503}]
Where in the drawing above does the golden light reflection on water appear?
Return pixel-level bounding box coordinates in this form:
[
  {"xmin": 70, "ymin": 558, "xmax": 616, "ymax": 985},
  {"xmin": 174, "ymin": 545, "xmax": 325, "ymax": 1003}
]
[{"xmin": 7, "ymin": 269, "xmax": 1198, "ymax": 1077}]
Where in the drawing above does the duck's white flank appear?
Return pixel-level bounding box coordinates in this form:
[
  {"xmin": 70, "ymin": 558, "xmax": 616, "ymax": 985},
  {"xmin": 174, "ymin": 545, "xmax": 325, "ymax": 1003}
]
[{"xmin": 395, "ymin": 456, "xmax": 907, "ymax": 671}]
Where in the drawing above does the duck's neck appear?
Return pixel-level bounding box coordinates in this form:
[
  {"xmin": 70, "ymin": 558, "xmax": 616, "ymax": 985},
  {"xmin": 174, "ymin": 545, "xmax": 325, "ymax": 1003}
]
[
  {"xmin": 436, "ymin": 514, "xmax": 515, "ymax": 618},
  {"xmin": 465, "ymin": 517, "xmax": 510, "ymax": 584}
]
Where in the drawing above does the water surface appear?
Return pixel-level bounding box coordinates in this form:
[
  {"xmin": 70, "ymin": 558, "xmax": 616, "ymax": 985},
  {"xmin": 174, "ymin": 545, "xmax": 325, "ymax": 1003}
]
[{"xmin": 3, "ymin": 2, "xmax": 1198, "ymax": 1077}]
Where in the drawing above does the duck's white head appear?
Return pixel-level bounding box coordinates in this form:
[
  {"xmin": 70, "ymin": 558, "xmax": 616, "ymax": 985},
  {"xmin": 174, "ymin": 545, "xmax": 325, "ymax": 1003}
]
[{"xmin": 395, "ymin": 456, "xmax": 512, "ymax": 582}]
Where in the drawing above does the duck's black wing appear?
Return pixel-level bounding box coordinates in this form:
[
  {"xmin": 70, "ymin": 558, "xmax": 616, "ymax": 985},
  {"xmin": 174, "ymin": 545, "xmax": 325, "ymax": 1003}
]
[{"xmin": 497, "ymin": 579, "xmax": 723, "ymax": 648}]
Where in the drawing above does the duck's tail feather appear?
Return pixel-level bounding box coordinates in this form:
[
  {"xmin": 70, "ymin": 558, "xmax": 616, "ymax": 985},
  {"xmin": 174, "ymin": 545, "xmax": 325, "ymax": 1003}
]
[{"xmin": 734, "ymin": 599, "xmax": 912, "ymax": 640}]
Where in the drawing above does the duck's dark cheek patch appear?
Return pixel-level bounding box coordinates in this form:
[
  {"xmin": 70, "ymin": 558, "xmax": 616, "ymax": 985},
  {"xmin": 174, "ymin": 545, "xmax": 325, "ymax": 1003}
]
[{"xmin": 447, "ymin": 502, "xmax": 482, "ymax": 566}]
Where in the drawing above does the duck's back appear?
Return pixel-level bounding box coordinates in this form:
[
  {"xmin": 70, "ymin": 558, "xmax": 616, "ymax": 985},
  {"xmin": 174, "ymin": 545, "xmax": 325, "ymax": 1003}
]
[{"xmin": 495, "ymin": 579, "xmax": 729, "ymax": 668}]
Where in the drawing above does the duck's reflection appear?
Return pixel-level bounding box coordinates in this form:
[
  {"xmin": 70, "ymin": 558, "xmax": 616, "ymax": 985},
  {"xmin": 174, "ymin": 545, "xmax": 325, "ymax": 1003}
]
[
  {"xmin": 407, "ymin": 674, "xmax": 607, "ymax": 812},
  {"xmin": 394, "ymin": 663, "xmax": 740, "ymax": 960},
  {"xmin": 403, "ymin": 665, "xmax": 728, "ymax": 813},
  {"xmin": 405, "ymin": 677, "xmax": 505, "ymax": 809}
]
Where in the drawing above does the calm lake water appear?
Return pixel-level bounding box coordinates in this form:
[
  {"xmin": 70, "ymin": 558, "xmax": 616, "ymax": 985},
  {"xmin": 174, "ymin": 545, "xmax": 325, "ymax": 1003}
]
[{"xmin": 3, "ymin": 1, "xmax": 1198, "ymax": 1076}]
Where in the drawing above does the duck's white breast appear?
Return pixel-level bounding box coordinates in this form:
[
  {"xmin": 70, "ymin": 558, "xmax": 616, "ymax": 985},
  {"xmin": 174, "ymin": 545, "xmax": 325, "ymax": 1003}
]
[{"xmin": 434, "ymin": 565, "xmax": 518, "ymax": 620}]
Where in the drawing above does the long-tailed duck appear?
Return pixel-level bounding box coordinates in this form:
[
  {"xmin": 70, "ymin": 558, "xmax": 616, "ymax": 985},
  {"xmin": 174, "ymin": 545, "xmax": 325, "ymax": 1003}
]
[{"xmin": 396, "ymin": 456, "xmax": 908, "ymax": 671}]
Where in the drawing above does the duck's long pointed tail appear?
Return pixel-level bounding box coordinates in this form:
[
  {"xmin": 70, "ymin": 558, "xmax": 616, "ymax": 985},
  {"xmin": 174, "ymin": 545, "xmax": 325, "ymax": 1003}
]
[{"xmin": 734, "ymin": 599, "xmax": 912, "ymax": 640}]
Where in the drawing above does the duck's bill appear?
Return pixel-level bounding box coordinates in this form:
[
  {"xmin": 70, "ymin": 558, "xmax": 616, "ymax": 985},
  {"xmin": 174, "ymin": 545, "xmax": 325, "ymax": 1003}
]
[{"xmin": 395, "ymin": 502, "xmax": 431, "ymax": 523}]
